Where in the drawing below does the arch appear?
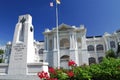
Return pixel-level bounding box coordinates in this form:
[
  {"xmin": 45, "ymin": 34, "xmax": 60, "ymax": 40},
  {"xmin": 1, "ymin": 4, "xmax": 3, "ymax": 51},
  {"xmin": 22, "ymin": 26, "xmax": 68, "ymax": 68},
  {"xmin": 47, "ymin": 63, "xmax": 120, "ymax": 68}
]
[
  {"xmin": 60, "ymin": 38, "xmax": 70, "ymax": 49},
  {"xmin": 89, "ymin": 57, "xmax": 96, "ymax": 65},
  {"xmin": 98, "ymin": 57, "xmax": 103, "ymax": 63},
  {"xmin": 110, "ymin": 41, "xmax": 115, "ymax": 48},
  {"xmin": 60, "ymin": 55, "xmax": 69, "ymax": 60},
  {"xmin": 87, "ymin": 45, "xmax": 94, "ymax": 51},
  {"xmin": 96, "ymin": 44, "xmax": 104, "ymax": 51}
]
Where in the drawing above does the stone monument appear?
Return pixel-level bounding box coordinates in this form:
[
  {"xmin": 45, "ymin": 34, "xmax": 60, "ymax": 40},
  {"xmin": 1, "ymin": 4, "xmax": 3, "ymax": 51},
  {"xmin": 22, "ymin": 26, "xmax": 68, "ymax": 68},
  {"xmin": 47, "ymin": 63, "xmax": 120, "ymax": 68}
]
[
  {"xmin": 8, "ymin": 14, "xmax": 36, "ymax": 75},
  {"xmin": 0, "ymin": 14, "xmax": 48, "ymax": 80}
]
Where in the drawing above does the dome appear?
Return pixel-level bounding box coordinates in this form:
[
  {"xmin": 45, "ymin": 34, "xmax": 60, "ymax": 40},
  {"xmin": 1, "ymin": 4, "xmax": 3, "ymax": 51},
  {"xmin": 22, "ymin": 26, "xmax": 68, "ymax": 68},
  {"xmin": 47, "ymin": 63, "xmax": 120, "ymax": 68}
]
[{"xmin": 7, "ymin": 41, "xmax": 11, "ymax": 45}]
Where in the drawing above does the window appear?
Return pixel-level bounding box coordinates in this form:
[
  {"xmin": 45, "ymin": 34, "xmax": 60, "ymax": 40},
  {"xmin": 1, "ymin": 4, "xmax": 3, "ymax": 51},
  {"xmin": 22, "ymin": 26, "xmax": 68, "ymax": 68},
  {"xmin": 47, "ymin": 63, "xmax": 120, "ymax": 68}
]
[
  {"xmin": 60, "ymin": 38, "xmax": 70, "ymax": 49},
  {"xmin": 77, "ymin": 38, "xmax": 81, "ymax": 43},
  {"xmin": 96, "ymin": 44, "xmax": 104, "ymax": 51},
  {"xmin": 98, "ymin": 57, "xmax": 103, "ymax": 63},
  {"xmin": 110, "ymin": 41, "xmax": 115, "ymax": 48},
  {"xmin": 40, "ymin": 60, "xmax": 43, "ymax": 62},
  {"xmin": 87, "ymin": 45, "xmax": 94, "ymax": 51},
  {"xmin": 77, "ymin": 38, "xmax": 81, "ymax": 48},
  {"xmin": 89, "ymin": 57, "xmax": 96, "ymax": 65},
  {"xmin": 39, "ymin": 49, "xmax": 44, "ymax": 54}
]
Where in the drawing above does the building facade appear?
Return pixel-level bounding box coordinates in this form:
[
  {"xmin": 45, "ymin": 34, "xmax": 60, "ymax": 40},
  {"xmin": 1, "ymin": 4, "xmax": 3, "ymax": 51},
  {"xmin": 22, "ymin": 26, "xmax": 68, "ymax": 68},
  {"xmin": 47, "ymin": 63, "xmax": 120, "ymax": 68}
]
[{"xmin": 4, "ymin": 23, "xmax": 120, "ymax": 68}]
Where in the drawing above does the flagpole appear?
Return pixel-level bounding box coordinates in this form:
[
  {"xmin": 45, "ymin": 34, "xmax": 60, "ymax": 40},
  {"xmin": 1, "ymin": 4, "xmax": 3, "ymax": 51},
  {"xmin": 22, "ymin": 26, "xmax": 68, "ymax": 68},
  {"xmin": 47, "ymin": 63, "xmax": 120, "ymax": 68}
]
[{"xmin": 56, "ymin": 1, "xmax": 60, "ymax": 68}]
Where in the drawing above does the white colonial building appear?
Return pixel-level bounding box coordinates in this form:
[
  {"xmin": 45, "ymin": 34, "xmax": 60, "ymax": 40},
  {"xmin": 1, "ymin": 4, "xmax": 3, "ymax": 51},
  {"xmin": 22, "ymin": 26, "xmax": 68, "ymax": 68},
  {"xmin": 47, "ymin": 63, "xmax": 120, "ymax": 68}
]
[
  {"xmin": 3, "ymin": 16, "xmax": 120, "ymax": 69},
  {"xmin": 43, "ymin": 24, "xmax": 120, "ymax": 68}
]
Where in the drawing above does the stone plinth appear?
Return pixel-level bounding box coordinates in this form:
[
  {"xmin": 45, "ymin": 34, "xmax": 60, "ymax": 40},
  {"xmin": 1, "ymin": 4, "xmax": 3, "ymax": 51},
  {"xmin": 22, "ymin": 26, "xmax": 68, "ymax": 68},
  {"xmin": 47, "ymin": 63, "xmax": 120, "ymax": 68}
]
[{"xmin": 0, "ymin": 62, "xmax": 48, "ymax": 80}]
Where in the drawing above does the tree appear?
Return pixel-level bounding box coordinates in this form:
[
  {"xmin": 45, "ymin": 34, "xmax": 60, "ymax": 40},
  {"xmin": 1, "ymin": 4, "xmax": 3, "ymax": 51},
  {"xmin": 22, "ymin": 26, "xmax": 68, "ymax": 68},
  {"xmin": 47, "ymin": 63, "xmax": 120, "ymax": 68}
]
[
  {"xmin": 0, "ymin": 49, "xmax": 4, "ymax": 63},
  {"xmin": 0, "ymin": 49, "xmax": 4, "ymax": 55},
  {"xmin": 106, "ymin": 49, "xmax": 116, "ymax": 58}
]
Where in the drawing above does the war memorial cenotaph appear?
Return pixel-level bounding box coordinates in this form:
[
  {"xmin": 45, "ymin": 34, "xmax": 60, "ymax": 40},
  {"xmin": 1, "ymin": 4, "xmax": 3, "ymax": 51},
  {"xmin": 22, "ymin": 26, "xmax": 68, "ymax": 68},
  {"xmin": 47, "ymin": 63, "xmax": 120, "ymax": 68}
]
[{"xmin": 0, "ymin": 14, "xmax": 48, "ymax": 80}]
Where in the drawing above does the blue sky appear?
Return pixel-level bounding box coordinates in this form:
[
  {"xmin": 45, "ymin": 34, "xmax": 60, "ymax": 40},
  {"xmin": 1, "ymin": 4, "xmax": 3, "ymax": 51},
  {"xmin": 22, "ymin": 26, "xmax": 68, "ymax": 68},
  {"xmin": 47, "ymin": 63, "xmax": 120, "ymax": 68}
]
[{"xmin": 0, "ymin": 0, "xmax": 120, "ymax": 45}]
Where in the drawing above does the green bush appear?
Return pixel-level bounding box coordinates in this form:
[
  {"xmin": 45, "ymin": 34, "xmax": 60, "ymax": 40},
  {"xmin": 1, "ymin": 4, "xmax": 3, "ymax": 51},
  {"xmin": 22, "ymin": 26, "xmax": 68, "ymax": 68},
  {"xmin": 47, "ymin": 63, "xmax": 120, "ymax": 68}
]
[{"xmin": 90, "ymin": 58, "xmax": 120, "ymax": 80}]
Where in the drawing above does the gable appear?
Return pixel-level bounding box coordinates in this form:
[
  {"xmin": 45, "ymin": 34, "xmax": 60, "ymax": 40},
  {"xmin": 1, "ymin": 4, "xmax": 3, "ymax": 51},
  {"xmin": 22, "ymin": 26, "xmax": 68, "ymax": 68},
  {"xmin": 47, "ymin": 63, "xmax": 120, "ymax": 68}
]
[{"xmin": 58, "ymin": 24, "xmax": 73, "ymax": 31}]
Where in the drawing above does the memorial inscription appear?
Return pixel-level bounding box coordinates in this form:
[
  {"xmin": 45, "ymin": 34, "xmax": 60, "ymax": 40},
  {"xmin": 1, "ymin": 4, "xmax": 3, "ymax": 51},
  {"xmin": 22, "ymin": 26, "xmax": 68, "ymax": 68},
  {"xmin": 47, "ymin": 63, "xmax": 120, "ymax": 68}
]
[{"xmin": 13, "ymin": 44, "xmax": 26, "ymax": 61}]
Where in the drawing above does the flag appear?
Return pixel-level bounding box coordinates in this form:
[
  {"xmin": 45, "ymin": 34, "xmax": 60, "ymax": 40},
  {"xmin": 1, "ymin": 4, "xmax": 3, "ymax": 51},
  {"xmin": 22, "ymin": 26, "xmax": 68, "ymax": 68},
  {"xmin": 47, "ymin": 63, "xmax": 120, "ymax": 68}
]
[
  {"xmin": 56, "ymin": 0, "xmax": 60, "ymax": 4},
  {"xmin": 50, "ymin": 2, "xmax": 54, "ymax": 7}
]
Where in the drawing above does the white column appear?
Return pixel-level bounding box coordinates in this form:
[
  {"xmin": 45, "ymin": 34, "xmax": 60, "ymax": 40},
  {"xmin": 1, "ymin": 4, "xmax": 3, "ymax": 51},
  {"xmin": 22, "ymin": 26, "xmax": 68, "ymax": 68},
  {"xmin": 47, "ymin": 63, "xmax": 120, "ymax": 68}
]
[
  {"xmin": 54, "ymin": 34, "xmax": 57, "ymax": 50},
  {"xmin": 47, "ymin": 35, "xmax": 49, "ymax": 51},
  {"xmin": 70, "ymin": 33, "xmax": 73, "ymax": 49},
  {"xmin": 72, "ymin": 33, "xmax": 75, "ymax": 48},
  {"xmin": 44, "ymin": 35, "xmax": 49, "ymax": 51},
  {"xmin": 74, "ymin": 33, "xmax": 78, "ymax": 49},
  {"xmin": 44, "ymin": 36, "xmax": 47, "ymax": 51},
  {"xmin": 45, "ymin": 35, "xmax": 49, "ymax": 51},
  {"xmin": 94, "ymin": 37, "xmax": 98, "ymax": 63}
]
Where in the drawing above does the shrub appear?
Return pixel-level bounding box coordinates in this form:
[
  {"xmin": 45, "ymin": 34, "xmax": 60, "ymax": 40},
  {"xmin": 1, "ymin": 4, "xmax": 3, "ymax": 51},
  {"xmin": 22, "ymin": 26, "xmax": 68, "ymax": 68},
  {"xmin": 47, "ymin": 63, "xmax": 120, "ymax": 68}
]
[{"xmin": 106, "ymin": 49, "xmax": 116, "ymax": 58}]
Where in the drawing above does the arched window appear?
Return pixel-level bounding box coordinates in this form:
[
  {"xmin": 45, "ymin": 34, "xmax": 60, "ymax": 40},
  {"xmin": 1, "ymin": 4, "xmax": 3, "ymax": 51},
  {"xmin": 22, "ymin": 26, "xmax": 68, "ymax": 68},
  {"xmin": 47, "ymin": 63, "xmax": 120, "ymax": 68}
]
[
  {"xmin": 96, "ymin": 44, "xmax": 104, "ymax": 51},
  {"xmin": 39, "ymin": 48, "xmax": 44, "ymax": 54},
  {"xmin": 89, "ymin": 57, "xmax": 96, "ymax": 65},
  {"xmin": 110, "ymin": 41, "xmax": 115, "ymax": 48},
  {"xmin": 60, "ymin": 38, "xmax": 70, "ymax": 49},
  {"xmin": 87, "ymin": 45, "xmax": 94, "ymax": 51},
  {"xmin": 98, "ymin": 57, "xmax": 103, "ymax": 63}
]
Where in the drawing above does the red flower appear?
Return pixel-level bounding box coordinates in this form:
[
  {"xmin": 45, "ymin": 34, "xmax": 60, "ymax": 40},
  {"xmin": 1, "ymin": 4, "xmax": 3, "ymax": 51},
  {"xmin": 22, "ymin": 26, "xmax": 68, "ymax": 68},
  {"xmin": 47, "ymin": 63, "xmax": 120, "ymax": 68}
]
[
  {"xmin": 47, "ymin": 78, "xmax": 58, "ymax": 80},
  {"xmin": 68, "ymin": 60, "xmax": 76, "ymax": 66},
  {"xmin": 37, "ymin": 71, "xmax": 49, "ymax": 79},
  {"xmin": 67, "ymin": 71, "xmax": 74, "ymax": 77},
  {"xmin": 49, "ymin": 67, "xmax": 56, "ymax": 74}
]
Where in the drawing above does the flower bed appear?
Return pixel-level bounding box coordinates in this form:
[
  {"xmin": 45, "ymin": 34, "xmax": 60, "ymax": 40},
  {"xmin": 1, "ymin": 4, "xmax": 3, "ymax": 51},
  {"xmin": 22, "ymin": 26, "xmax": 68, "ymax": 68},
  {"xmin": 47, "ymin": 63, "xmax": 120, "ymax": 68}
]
[{"xmin": 38, "ymin": 58, "xmax": 120, "ymax": 80}]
